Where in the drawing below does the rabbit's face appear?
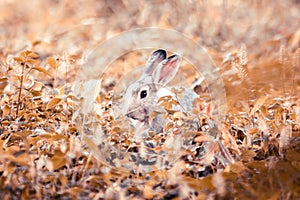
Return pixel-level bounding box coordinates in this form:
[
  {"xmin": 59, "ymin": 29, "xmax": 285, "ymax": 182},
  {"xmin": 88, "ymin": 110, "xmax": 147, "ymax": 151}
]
[
  {"xmin": 122, "ymin": 49, "xmax": 181, "ymax": 126},
  {"xmin": 123, "ymin": 75, "xmax": 159, "ymax": 122}
]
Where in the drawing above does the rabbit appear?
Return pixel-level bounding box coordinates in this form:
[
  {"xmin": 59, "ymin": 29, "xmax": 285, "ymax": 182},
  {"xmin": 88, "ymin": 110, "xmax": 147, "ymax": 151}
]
[{"xmin": 122, "ymin": 49, "xmax": 199, "ymax": 133}]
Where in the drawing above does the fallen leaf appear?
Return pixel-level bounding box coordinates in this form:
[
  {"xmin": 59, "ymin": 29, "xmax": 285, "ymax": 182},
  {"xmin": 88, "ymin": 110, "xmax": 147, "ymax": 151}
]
[{"xmin": 46, "ymin": 97, "xmax": 62, "ymax": 110}]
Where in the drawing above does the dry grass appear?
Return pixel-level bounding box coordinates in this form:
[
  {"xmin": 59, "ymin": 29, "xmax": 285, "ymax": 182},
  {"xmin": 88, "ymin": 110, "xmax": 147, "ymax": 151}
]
[{"xmin": 0, "ymin": 0, "xmax": 300, "ymax": 199}]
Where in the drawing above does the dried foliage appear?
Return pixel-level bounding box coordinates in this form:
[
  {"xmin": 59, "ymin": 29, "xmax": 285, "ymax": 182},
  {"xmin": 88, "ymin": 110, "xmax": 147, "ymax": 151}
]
[{"xmin": 0, "ymin": 0, "xmax": 300, "ymax": 199}]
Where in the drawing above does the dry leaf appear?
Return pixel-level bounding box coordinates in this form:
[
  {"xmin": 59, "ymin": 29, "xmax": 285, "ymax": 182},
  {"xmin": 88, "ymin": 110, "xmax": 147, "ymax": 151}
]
[
  {"xmin": 46, "ymin": 150, "xmax": 67, "ymax": 171},
  {"xmin": 240, "ymin": 149, "xmax": 256, "ymax": 162},
  {"xmin": 225, "ymin": 161, "xmax": 247, "ymax": 174},
  {"xmin": 2, "ymin": 105, "xmax": 11, "ymax": 116},
  {"xmin": 0, "ymin": 77, "xmax": 8, "ymax": 91},
  {"xmin": 32, "ymin": 66, "xmax": 53, "ymax": 77},
  {"xmin": 46, "ymin": 97, "xmax": 62, "ymax": 110},
  {"xmin": 46, "ymin": 57, "xmax": 58, "ymax": 70}
]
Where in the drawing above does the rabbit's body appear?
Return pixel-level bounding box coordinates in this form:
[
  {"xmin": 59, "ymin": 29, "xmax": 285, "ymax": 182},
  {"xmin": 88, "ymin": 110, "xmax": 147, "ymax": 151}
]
[{"xmin": 122, "ymin": 49, "xmax": 199, "ymax": 133}]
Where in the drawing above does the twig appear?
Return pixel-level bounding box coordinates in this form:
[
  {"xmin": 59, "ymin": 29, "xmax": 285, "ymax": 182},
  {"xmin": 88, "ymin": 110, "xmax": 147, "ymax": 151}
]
[{"xmin": 16, "ymin": 62, "xmax": 25, "ymax": 117}]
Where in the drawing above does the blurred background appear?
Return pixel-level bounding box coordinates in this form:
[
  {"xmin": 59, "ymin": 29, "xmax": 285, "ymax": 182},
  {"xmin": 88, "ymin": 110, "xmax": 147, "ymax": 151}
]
[{"xmin": 0, "ymin": 0, "xmax": 299, "ymax": 51}]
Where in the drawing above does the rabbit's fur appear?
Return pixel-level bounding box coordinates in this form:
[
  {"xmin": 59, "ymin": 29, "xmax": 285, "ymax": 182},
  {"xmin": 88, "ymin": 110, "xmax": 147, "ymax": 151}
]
[{"xmin": 122, "ymin": 49, "xmax": 199, "ymax": 133}]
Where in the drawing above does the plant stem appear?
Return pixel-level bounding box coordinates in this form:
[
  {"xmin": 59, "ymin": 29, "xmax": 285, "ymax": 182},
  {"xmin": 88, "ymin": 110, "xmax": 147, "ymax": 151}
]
[{"xmin": 16, "ymin": 62, "xmax": 25, "ymax": 118}]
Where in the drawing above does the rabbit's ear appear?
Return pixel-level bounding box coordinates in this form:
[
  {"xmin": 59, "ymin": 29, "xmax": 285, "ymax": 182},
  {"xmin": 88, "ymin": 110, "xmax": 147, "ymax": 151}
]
[
  {"xmin": 153, "ymin": 54, "xmax": 181, "ymax": 85},
  {"xmin": 144, "ymin": 49, "xmax": 167, "ymax": 75}
]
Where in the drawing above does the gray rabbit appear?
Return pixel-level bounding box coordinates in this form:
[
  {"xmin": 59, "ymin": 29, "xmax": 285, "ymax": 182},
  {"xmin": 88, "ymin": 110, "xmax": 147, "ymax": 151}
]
[{"xmin": 122, "ymin": 49, "xmax": 199, "ymax": 133}]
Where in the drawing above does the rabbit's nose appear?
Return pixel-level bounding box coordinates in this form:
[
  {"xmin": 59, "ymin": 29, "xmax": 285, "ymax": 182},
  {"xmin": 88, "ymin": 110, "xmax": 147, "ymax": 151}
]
[
  {"xmin": 125, "ymin": 110, "xmax": 142, "ymax": 121},
  {"xmin": 126, "ymin": 112, "xmax": 135, "ymax": 119}
]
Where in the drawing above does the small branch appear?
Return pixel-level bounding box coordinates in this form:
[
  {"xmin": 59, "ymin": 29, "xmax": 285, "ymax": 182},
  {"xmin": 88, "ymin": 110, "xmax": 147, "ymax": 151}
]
[{"xmin": 16, "ymin": 62, "xmax": 25, "ymax": 118}]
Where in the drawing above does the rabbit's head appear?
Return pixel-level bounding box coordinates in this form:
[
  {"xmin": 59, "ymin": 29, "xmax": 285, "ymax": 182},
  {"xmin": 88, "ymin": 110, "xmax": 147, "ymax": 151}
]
[{"xmin": 122, "ymin": 49, "xmax": 181, "ymax": 125}]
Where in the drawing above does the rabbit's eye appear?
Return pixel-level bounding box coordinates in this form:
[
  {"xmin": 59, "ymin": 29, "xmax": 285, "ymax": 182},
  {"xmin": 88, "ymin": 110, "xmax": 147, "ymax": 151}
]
[{"xmin": 140, "ymin": 90, "xmax": 147, "ymax": 99}]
